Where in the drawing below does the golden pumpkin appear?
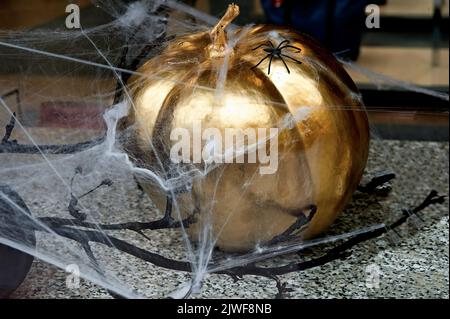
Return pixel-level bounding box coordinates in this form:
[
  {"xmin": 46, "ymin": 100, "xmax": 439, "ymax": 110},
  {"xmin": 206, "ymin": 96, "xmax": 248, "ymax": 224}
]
[{"xmin": 122, "ymin": 4, "xmax": 369, "ymax": 252}]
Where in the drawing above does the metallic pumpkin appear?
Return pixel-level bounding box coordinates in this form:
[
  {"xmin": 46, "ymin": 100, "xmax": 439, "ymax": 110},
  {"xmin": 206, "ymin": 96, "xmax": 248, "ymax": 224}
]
[{"xmin": 122, "ymin": 4, "xmax": 370, "ymax": 252}]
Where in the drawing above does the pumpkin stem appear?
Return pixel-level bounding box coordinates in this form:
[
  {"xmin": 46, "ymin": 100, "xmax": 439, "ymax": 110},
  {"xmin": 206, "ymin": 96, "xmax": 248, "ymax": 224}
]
[{"xmin": 208, "ymin": 4, "xmax": 240, "ymax": 58}]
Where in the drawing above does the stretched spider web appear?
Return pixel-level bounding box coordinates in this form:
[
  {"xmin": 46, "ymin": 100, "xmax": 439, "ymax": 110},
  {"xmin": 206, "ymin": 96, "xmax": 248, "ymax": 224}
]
[{"xmin": 0, "ymin": 0, "xmax": 448, "ymax": 298}]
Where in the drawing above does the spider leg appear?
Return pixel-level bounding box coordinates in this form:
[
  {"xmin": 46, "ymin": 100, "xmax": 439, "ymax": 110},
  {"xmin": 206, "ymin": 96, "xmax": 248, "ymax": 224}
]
[
  {"xmin": 276, "ymin": 39, "xmax": 290, "ymax": 50},
  {"xmin": 279, "ymin": 45, "xmax": 302, "ymax": 53},
  {"xmin": 281, "ymin": 53, "xmax": 302, "ymax": 64},
  {"xmin": 252, "ymin": 40, "xmax": 274, "ymax": 50},
  {"xmin": 268, "ymin": 54, "xmax": 275, "ymax": 74},
  {"xmin": 251, "ymin": 54, "xmax": 271, "ymax": 70},
  {"xmin": 252, "ymin": 43, "xmax": 266, "ymax": 51},
  {"xmin": 277, "ymin": 54, "xmax": 290, "ymax": 74}
]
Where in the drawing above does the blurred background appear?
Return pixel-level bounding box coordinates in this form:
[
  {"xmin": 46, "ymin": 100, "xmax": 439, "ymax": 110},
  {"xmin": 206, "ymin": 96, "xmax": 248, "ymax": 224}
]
[{"xmin": 0, "ymin": 0, "xmax": 448, "ymax": 141}]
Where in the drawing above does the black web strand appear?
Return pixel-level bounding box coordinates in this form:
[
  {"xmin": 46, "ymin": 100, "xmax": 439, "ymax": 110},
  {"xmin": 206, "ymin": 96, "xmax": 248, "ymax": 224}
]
[
  {"xmin": 1, "ymin": 5, "xmax": 171, "ymax": 154},
  {"xmin": 40, "ymin": 195, "xmax": 193, "ymax": 232},
  {"xmin": 1, "ymin": 157, "xmax": 444, "ymax": 298},
  {"xmin": 6, "ymin": 175, "xmax": 442, "ymax": 298},
  {"xmin": 357, "ymin": 171, "xmax": 396, "ymax": 194},
  {"xmin": 0, "ymin": 137, "xmax": 105, "ymax": 154},
  {"xmin": 1, "ymin": 112, "xmax": 15, "ymax": 144},
  {"xmin": 266, "ymin": 205, "xmax": 317, "ymax": 246},
  {"xmin": 78, "ymin": 179, "xmax": 113, "ymax": 199},
  {"xmin": 112, "ymin": 4, "xmax": 172, "ymax": 104},
  {"xmin": 0, "ymin": 108, "xmax": 105, "ymax": 154},
  {"xmin": 0, "ymin": 89, "xmax": 22, "ymax": 121}
]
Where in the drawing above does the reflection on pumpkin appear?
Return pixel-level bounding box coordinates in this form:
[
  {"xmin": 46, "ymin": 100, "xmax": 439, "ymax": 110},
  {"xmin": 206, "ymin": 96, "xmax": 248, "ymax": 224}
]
[{"xmin": 122, "ymin": 4, "xmax": 370, "ymax": 252}]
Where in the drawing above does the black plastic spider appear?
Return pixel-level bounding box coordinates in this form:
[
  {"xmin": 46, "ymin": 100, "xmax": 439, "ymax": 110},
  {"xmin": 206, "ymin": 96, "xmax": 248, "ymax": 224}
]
[{"xmin": 251, "ymin": 39, "xmax": 302, "ymax": 75}]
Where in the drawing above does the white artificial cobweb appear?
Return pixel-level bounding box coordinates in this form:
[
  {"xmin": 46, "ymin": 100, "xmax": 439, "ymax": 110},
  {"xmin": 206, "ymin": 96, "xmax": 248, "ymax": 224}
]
[{"xmin": 0, "ymin": 0, "xmax": 447, "ymax": 298}]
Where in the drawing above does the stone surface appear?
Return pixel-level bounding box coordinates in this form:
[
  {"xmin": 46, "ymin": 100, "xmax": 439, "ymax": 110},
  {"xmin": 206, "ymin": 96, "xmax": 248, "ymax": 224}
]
[{"xmin": 4, "ymin": 139, "xmax": 449, "ymax": 299}]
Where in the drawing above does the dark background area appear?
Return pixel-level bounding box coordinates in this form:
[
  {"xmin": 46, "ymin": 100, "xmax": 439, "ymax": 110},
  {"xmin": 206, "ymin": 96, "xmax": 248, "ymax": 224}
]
[{"xmin": 0, "ymin": 0, "xmax": 448, "ymax": 141}]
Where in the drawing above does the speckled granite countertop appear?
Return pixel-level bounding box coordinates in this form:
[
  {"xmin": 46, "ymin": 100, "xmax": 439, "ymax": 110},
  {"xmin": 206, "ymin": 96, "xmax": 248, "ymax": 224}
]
[{"xmin": 5, "ymin": 139, "xmax": 449, "ymax": 299}]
